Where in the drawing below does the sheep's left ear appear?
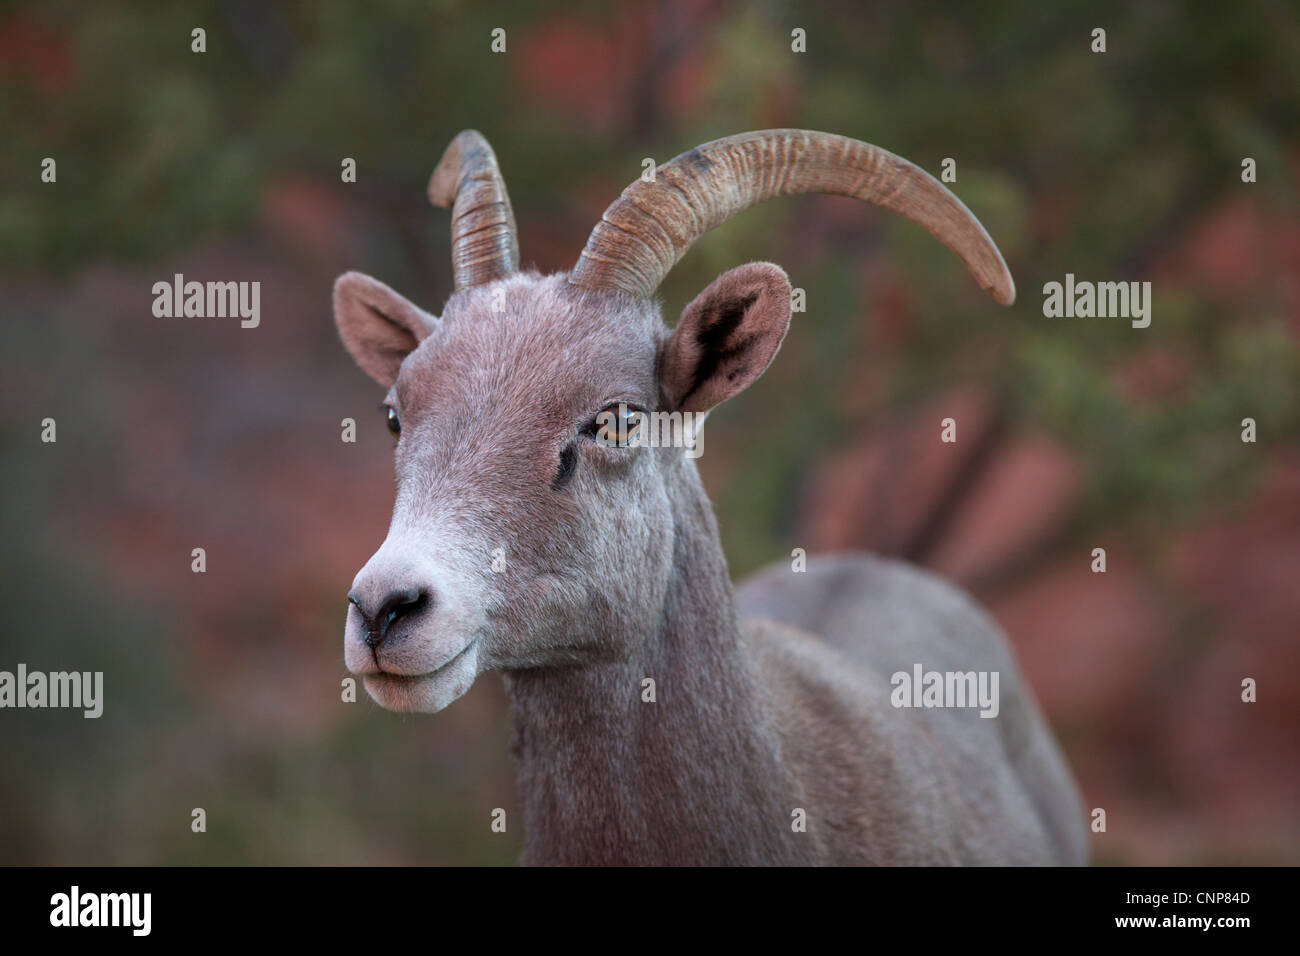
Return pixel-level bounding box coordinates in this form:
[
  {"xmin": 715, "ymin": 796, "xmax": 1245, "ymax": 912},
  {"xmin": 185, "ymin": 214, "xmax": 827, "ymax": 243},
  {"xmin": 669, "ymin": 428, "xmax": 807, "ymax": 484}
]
[
  {"xmin": 333, "ymin": 271, "xmax": 438, "ymax": 387},
  {"xmin": 659, "ymin": 262, "xmax": 792, "ymax": 413}
]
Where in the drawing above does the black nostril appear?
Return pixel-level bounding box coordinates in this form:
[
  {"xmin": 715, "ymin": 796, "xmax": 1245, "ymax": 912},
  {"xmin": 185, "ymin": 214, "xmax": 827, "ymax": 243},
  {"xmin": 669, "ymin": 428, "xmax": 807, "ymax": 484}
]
[{"xmin": 358, "ymin": 586, "xmax": 428, "ymax": 649}]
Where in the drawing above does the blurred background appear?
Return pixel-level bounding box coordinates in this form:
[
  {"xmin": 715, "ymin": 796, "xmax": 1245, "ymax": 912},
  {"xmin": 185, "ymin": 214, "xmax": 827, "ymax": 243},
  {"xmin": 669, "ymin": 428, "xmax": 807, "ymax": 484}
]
[{"xmin": 2, "ymin": 0, "xmax": 1297, "ymax": 865}]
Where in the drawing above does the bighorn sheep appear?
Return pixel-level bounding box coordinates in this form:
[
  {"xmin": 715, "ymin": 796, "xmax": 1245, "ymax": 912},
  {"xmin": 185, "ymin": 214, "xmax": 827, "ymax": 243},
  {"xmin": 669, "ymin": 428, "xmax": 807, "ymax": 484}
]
[{"xmin": 334, "ymin": 129, "xmax": 1088, "ymax": 865}]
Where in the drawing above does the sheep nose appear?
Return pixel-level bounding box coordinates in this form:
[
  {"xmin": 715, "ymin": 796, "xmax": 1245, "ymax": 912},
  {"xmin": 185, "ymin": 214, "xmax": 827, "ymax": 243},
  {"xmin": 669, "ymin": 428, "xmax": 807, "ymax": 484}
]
[{"xmin": 348, "ymin": 586, "xmax": 428, "ymax": 648}]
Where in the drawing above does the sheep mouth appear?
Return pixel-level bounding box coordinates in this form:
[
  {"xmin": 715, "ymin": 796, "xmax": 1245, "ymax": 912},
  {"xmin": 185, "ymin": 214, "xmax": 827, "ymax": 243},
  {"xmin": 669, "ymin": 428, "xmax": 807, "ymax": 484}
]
[{"xmin": 370, "ymin": 639, "xmax": 480, "ymax": 683}]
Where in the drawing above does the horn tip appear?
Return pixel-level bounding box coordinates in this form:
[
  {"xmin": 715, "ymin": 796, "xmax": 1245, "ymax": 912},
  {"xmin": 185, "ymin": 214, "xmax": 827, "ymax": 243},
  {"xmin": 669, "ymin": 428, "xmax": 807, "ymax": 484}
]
[
  {"xmin": 428, "ymin": 165, "xmax": 455, "ymax": 210},
  {"xmin": 428, "ymin": 130, "xmax": 479, "ymax": 209},
  {"xmin": 992, "ymin": 273, "xmax": 1016, "ymax": 307}
]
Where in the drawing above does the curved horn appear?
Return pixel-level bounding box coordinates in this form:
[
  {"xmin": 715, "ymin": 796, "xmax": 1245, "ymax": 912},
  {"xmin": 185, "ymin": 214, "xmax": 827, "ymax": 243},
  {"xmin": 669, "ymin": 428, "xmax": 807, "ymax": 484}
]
[
  {"xmin": 428, "ymin": 130, "xmax": 519, "ymax": 291},
  {"xmin": 568, "ymin": 129, "xmax": 1015, "ymax": 306}
]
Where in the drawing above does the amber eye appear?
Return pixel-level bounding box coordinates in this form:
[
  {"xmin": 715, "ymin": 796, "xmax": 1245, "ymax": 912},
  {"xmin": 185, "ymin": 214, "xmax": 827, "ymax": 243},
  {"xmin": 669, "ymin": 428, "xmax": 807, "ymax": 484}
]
[
  {"xmin": 589, "ymin": 403, "xmax": 645, "ymax": 448},
  {"xmin": 385, "ymin": 406, "xmax": 400, "ymax": 439}
]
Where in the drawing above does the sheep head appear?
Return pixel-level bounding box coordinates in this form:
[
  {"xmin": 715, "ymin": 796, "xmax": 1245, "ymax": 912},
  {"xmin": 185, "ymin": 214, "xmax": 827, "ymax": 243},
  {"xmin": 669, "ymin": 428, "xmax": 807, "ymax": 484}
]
[{"xmin": 334, "ymin": 129, "xmax": 1013, "ymax": 713}]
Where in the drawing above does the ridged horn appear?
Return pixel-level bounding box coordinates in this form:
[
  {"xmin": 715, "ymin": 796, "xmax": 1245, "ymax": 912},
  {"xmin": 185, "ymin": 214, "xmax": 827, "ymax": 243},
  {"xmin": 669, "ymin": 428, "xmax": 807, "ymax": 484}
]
[
  {"xmin": 428, "ymin": 130, "xmax": 519, "ymax": 291},
  {"xmin": 568, "ymin": 129, "xmax": 1015, "ymax": 306}
]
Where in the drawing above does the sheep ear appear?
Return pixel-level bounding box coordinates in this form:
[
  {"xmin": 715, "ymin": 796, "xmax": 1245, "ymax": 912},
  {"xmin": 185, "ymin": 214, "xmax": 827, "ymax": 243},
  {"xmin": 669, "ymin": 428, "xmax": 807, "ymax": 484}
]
[
  {"xmin": 333, "ymin": 272, "xmax": 438, "ymax": 387},
  {"xmin": 659, "ymin": 262, "xmax": 792, "ymax": 413}
]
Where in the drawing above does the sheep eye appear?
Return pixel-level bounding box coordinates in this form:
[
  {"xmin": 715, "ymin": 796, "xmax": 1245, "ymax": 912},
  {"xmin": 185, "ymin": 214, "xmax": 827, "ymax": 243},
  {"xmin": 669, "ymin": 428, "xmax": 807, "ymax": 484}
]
[
  {"xmin": 588, "ymin": 403, "xmax": 644, "ymax": 447},
  {"xmin": 385, "ymin": 406, "xmax": 400, "ymax": 439}
]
